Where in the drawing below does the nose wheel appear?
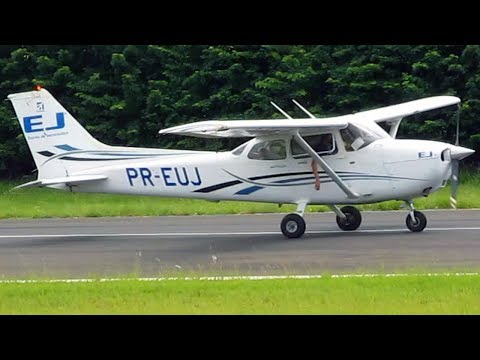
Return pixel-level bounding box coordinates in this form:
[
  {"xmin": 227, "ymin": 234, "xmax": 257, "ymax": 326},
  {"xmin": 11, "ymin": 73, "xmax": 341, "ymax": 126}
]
[
  {"xmin": 405, "ymin": 201, "xmax": 427, "ymax": 232},
  {"xmin": 406, "ymin": 210, "xmax": 427, "ymax": 232}
]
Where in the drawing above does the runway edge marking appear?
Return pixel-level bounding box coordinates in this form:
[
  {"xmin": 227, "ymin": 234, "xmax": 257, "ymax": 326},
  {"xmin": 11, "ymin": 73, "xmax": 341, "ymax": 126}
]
[
  {"xmin": 2, "ymin": 227, "xmax": 480, "ymax": 238},
  {"xmin": 0, "ymin": 272, "xmax": 479, "ymax": 284}
]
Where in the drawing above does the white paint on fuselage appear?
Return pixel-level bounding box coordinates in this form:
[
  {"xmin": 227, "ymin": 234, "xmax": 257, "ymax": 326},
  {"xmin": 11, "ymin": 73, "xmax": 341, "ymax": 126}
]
[
  {"xmin": 57, "ymin": 129, "xmax": 454, "ymax": 206},
  {"xmin": 383, "ymin": 139, "xmax": 451, "ymax": 200}
]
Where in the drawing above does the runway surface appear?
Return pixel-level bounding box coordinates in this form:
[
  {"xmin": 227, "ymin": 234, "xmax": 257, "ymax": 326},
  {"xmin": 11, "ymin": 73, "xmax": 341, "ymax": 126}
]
[{"xmin": 0, "ymin": 209, "xmax": 479, "ymax": 278}]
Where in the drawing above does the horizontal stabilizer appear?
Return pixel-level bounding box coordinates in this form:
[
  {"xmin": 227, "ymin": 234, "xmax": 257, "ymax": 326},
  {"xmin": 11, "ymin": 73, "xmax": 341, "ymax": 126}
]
[
  {"xmin": 13, "ymin": 174, "xmax": 108, "ymax": 189},
  {"xmin": 13, "ymin": 180, "xmax": 43, "ymax": 189}
]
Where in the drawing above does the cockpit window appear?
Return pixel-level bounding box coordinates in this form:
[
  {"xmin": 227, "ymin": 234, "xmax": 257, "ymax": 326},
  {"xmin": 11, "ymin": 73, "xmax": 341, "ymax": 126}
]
[
  {"xmin": 232, "ymin": 143, "xmax": 247, "ymax": 156},
  {"xmin": 247, "ymin": 139, "xmax": 286, "ymax": 160},
  {"xmin": 340, "ymin": 123, "xmax": 381, "ymax": 152},
  {"xmin": 291, "ymin": 133, "xmax": 337, "ymax": 158}
]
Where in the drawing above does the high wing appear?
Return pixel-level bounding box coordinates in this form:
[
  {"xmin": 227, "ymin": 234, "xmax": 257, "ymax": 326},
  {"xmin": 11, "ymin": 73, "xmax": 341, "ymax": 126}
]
[
  {"xmin": 158, "ymin": 96, "xmax": 459, "ymax": 139},
  {"xmin": 351, "ymin": 95, "xmax": 460, "ymax": 123},
  {"xmin": 158, "ymin": 118, "xmax": 349, "ymax": 138},
  {"xmin": 351, "ymin": 95, "xmax": 460, "ymax": 138}
]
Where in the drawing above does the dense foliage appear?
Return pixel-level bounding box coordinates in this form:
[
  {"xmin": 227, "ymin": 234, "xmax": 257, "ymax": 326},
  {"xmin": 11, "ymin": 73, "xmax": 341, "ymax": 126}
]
[{"xmin": 1, "ymin": 45, "xmax": 479, "ymax": 178}]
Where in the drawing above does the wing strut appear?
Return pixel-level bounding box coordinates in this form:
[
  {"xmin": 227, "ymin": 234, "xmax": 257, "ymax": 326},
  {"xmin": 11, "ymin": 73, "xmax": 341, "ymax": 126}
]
[
  {"xmin": 386, "ymin": 117, "xmax": 402, "ymax": 138},
  {"xmin": 292, "ymin": 99, "xmax": 316, "ymax": 119},
  {"xmin": 270, "ymin": 101, "xmax": 293, "ymax": 119},
  {"xmin": 293, "ymin": 133, "xmax": 360, "ymax": 199}
]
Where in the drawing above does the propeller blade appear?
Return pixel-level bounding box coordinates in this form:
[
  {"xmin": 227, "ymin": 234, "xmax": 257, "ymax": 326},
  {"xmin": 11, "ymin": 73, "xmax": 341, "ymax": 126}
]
[
  {"xmin": 450, "ymin": 104, "xmax": 461, "ymax": 209},
  {"xmin": 450, "ymin": 159, "xmax": 459, "ymax": 209}
]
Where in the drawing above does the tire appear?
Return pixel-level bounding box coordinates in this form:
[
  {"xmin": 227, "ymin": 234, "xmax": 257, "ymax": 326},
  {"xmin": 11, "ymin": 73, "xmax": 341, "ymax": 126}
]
[
  {"xmin": 406, "ymin": 211, "xmax": 427, "ymax": 232},
  {"xmin": 336, "ymin": 206, "xmax": 362, "ymax": 231},
  {"xmin": 281, "ymin": 213, "xmax": 306, "ymax": 239}
]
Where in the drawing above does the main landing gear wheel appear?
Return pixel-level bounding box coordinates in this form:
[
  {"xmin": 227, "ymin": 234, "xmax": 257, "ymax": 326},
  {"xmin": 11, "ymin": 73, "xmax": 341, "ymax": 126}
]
[
  {"xmin": 406, "ymin": 210, "xmax": 427, "ymax": 232},
  {"xmin": 336, "ymin": 206, "xmax": 362, "ymax": 231},
  {"xmin": 281, "ymin": 213, "xmax": 306, "ymax": 239}
]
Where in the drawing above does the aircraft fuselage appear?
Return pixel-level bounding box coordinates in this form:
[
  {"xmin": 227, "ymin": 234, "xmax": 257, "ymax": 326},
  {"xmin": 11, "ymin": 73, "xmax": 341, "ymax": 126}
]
[{"xmin": 57, "ymin": 137, "xmax": 454, "ymax": 205}]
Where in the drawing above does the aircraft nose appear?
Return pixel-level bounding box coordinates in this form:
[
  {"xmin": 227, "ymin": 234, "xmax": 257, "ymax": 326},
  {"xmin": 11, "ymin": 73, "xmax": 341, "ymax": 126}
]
[{"xmin": 450, "ymin": 145, "xmax": 475, "ymax": 160}]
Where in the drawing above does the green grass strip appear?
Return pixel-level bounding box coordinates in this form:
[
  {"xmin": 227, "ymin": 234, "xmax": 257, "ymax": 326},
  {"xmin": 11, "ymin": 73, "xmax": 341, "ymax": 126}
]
[{"xmin": 1, "ymin": 274, "xmax": 480, "ymax": 314}]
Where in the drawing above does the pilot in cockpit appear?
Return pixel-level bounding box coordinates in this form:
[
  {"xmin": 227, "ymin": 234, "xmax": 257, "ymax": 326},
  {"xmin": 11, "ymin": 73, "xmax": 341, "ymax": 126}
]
[{"xmin": 310, "ymin": 135, "xmax": 333, "ymax": 191}]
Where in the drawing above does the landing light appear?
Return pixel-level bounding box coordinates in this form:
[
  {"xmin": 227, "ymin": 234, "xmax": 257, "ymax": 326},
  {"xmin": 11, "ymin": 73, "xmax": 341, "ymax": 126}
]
[{"xmin": 34, "ymin": 85, "xmax": 42, "ymax": 91}]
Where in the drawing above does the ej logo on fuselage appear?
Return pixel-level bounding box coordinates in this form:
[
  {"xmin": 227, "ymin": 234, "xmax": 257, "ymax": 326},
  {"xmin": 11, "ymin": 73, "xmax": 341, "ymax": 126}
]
[
  {"xmin": 23, "ymin": 112, "xmax": 65, "ymax": 133},
  {"xmin": 418, "ymin": 151, "xmax": 433, "ymax": 159}
]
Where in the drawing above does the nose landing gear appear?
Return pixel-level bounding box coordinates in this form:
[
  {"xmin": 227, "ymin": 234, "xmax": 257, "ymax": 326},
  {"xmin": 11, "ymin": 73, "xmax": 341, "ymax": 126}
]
[{"xmin": 405, "ymin": 201, "xmax": 427, "ymax": 232}]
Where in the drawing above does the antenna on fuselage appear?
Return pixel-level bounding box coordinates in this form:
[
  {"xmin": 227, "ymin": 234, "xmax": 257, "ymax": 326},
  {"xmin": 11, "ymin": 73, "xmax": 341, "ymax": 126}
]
[
  {"xmin": 270, "ymin": 101, "xmax": 293, "ymax": 119},
  {"xmin": 292, "ymin": 99, "xmax": 316, "ymax": 119}
]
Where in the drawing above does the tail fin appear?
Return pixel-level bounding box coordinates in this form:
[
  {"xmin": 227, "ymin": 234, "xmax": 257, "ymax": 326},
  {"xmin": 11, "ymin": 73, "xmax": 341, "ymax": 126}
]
[{"xmin": 8, "ymin": 88, "xmax": 108, "ymax": 178}]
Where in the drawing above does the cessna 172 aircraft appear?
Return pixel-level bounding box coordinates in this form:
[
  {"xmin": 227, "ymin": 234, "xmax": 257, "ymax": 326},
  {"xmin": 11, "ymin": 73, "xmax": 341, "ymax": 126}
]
[{"xmin": 8, "ymin": 88, "xmax": 475, "ymax": 238}]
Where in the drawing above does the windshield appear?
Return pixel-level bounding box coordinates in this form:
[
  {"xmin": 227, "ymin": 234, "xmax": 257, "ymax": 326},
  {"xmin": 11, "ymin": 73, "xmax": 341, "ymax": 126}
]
[
  {"xmin": 340, "ymin": 123, "xmax": 383, "ymax": 151},
  {"xmin": 231, "ymin": 143, "xmax": 248, "ymax": 156}
]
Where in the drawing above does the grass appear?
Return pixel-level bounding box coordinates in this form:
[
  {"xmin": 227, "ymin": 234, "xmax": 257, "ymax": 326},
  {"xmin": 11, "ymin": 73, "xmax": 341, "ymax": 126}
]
[
  {"xmin": 1, "ymin": 274, "xmax": 480, "ymax": 314},
  {"xmin": 1, "ymin": 169, "xmax": 480, "ymax": 219},
  {"xmin": 2, "ymin": 172, "xmax": 478, "ymax": 315}
]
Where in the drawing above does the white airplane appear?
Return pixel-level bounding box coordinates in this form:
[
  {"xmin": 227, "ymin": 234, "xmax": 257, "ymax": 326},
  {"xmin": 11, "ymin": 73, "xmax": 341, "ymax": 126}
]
[{"xmin": 7, "ymin": 87, "xmax": 475, "ymax": 238}]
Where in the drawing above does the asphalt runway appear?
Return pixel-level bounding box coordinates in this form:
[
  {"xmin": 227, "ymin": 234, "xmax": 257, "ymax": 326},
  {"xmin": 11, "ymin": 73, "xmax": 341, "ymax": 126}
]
[{"xmin": 0, "ymin": 209, "xmax": 479, "ymax": 278}]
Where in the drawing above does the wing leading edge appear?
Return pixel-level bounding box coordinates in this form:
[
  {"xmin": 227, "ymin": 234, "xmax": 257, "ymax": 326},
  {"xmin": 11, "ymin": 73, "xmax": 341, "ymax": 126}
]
[
  {"xmin": 352, "ymin": 95, "xmax": 460, "ymax": 139},
  {"xmin": 159, "ymin": 118, "xmax": 350, "ymax": 138},
  {"xmin": 351, "ymin": 96, "xmax": 460, "ymax": 123}
]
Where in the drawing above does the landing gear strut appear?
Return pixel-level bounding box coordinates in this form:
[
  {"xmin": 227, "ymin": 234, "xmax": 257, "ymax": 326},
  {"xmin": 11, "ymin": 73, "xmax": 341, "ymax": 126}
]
[
  {"xmin": 281, "ymin": 202, "xmax": 307, "ymax": 238},
  {"xmin": 405, "ymin": 201, "xmax": 427, "ymax": 232}
]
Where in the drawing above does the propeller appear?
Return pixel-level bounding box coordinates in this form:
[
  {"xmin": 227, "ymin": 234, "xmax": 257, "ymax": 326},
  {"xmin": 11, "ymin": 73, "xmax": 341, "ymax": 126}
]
[
  {"xmin": 450, "ymin": 155, "xmax": 459, "ymax": 209},
  {"xmin": 450, "ymin": 104, "xmax": 461, "ymax": 209}
]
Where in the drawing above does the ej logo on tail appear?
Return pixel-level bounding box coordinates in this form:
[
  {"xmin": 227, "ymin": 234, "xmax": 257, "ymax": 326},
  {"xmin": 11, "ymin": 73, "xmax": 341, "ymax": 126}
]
[{"xmin": 23, "ymin": 112, "xmax": 65, "ymax": 133}]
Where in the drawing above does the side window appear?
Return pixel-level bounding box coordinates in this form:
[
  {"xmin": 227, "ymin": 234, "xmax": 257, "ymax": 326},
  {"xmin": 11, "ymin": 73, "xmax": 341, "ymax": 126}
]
[
  {"xmin": 247, "ymin": 139, "xmax": 286, "ymax": 160},
  {"xmin": 291, "ymin": 134, "xmax": 337, "ymax": 158},
  {"xmin": 340, "ymin": 126, "xmax": 357, "ymax": 152}
]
